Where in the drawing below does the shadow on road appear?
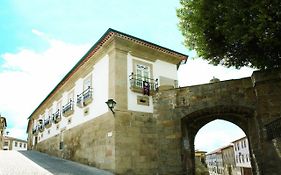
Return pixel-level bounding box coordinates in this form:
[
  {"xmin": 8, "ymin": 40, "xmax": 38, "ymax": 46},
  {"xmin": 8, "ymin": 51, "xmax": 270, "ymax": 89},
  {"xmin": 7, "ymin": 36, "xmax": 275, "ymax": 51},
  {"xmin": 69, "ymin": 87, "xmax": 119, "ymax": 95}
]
[{"xmin": 19, "ymin": 150, "xmax": 113, "ymax": 175}]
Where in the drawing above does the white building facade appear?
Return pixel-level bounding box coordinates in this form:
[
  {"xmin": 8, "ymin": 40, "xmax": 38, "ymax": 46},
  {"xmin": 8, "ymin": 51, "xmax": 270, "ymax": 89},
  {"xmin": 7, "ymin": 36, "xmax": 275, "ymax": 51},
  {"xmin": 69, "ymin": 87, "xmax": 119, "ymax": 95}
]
[
  {"xmin": 206, "ymin": 149, "xmax": 224, "ymax": 175},
  {"xmin": 3, "ymin": 136, "xmax": 27, "ymax": 151},
  {"xmin": 26, "ymin": 28, "xmax": 188, "ymax": 174},
  {"xmin": 233, "ymin": 137, "xmax": 252, "ymax": 175}
]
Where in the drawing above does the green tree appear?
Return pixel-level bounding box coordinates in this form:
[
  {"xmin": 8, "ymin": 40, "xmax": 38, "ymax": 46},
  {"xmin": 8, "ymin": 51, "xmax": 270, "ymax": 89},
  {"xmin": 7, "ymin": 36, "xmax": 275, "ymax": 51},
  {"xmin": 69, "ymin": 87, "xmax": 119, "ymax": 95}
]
[{"xmin": 177, "ymin": 0, "xmax": 281, "ymax": 69}]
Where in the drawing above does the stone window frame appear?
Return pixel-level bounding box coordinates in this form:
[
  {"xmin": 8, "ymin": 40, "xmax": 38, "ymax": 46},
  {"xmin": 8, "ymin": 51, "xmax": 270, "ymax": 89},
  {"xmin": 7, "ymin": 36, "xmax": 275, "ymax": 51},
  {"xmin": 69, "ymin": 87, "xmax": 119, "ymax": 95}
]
[
  {"xmin": 132, "ymin": 59, "xmax": 153, "ymax": 79},
  {"xmin": 83, "ymin": 74, "xmax": 92, "ymax": 91},
  {"xmin": 68, "ymin": 89, "xmax": 75, "ymax": 102}
]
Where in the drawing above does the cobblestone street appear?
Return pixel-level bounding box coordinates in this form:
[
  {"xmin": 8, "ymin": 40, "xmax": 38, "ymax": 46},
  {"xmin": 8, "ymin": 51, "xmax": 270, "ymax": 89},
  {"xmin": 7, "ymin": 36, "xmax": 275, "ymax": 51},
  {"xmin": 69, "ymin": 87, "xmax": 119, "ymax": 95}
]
[{"xmin": 0, "ymin": 150, "xmax": 113, "ymax": 175}]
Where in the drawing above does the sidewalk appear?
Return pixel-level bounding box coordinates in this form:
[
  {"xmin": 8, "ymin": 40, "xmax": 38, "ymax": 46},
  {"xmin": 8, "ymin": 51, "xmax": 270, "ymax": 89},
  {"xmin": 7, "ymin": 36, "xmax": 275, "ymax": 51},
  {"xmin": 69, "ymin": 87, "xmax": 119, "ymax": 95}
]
[{"xmin": 0, "ymin": 150, "xmax": 113, "ymax": 175}]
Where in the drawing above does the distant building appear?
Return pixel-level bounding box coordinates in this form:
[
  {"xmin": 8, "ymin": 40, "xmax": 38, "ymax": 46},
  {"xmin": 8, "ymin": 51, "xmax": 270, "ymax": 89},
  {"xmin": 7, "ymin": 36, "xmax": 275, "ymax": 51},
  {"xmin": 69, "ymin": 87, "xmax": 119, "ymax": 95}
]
[
  {"xmin": 206, "ymin": 148, "xmax": 224, "ymax": 175},
  {"xmin": 3, "ymin": 136, "xmax": 27, "ymax": 151},
  {"xmin": 0, "ymin": 116, "xmax": 7, "ymax": 150},
  {"xmin": 221, "ymin": 144, "xmax": 241, "ymax": 175},
  {"xmin": 232, "ymin": 137, "xmax": 252, "ymax": 175},
  {"xmin": 195, "ymin": 150, "xmax": 207, "ymax": 163},
  {"xmin": 195, "ymin": 150, "xmax": 209, "ymax": 175}
]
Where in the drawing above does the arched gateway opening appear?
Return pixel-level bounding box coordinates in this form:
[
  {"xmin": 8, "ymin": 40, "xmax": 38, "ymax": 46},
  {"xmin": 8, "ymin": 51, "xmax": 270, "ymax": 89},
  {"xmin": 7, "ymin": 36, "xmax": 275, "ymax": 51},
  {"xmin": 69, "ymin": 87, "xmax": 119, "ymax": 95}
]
[
  {"xmin": 181, "ymin": 105, "xmax": 256, "ymax": 175},
  {"xmin": 195, "ymin": 119, "xmax": 251, "ymax": 175},
  {"xmin": 154, "ymin": 71, "xmax": 281, "ymax": 175}
]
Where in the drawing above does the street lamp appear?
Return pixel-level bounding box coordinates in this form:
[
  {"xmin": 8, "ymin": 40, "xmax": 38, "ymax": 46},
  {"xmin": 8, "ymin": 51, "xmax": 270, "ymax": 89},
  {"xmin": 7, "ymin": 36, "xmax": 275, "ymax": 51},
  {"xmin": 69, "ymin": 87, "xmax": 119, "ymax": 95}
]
[{"xmin": 105, "ymin": 99, "xmax": 116, "ymax": 114}]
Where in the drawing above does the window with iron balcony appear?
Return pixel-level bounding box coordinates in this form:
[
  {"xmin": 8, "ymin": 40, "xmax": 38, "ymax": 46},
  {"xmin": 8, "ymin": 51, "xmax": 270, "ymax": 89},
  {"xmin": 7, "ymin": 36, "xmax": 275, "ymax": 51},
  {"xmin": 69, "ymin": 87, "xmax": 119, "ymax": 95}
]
[
  {"xmin": 129, "ymin": 72, "xmax": 158, "ymax": 96},
  {"xmin": 52, "ymin": 109, "xmax": 61, "ymax": 124},
  {"xmin": 38, "ymin": 119, "xmax": 44, "ymax": 132},
  {"xmin": 44, "ymin": 117, "xmax": 52, "ymax": 128},
  {"xmin": 32, "ymin": 126, "xmax": 39, "ymax": 135},
  {"xmin": 62, "ymin": 100, "xmax": 74, "ymax": 117},
  {"xmin": 39, "ymin": 123, "xmax": 45, "ymax": 133},
  {"xmin": 77, "ymin": 86, "xmax": 93, "ymax": 108}
]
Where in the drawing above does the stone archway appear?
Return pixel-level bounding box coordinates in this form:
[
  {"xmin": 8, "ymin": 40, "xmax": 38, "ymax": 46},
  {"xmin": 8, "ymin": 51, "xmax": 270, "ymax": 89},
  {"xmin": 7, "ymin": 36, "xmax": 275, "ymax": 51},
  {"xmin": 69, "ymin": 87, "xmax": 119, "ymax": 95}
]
[
  {"xmin": 154, "ymin": 69, "xmax": 281, "ymax": 175},
  {"xmin": 180, "ymin": 105, "xmax": 256, "ymax": 175}
]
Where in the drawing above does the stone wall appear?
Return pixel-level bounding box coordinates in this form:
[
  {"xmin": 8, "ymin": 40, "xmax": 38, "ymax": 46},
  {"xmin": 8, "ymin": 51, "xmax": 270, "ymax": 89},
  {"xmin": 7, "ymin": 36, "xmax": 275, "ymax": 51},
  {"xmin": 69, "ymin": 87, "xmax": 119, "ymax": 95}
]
[
  {"xmin": 36, "ymin": 112, "xmax": 115, "ymax": 172},
  {"xmin": 35, "ymin": 68, "xmax": 281, "ymax": 175},
  {"xmin": 153, "ymin": 68, "xmax": 281, "ymax": 175},
  {"xmin": 251, "ymin": 69, "xmax": 281, "ymax": 175},
  {"xmin": 114, "ymin": 110, "xmax": 158, "ymax": 175}
]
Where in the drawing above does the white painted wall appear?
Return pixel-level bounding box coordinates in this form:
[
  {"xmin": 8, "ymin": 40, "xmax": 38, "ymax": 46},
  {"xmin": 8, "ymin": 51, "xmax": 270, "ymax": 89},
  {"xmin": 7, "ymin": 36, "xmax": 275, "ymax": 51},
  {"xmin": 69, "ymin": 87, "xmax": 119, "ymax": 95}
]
[
  {"xmin": 11, "ymin": 140, "xmax": 27, "ymax": 150},
  {"xmin": 35, "ymin": 55, "xmax": 109, "ymax": 143},
  {"xmin": 154, "ymin": 59, "xmax": 178, "ymax": 85},
  {"xmin": 233, "ymin": 138, "xmax": 251, "ymax": 168},
  {"xmin": 127, "ymin": 53, "xmax": 178, "ymax": 113}
]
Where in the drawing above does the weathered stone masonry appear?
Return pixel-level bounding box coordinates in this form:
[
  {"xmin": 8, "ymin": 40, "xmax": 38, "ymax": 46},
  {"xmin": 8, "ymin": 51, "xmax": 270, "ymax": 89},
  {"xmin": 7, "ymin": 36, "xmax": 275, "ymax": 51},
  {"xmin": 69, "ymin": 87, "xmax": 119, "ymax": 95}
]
[
  {"xmin": 154, "ymin": 68, "xmax": 281, "ymax": 175},
  {"xmin": 36, "ymin": 68, "xmax": 281, "ymax": 175}
]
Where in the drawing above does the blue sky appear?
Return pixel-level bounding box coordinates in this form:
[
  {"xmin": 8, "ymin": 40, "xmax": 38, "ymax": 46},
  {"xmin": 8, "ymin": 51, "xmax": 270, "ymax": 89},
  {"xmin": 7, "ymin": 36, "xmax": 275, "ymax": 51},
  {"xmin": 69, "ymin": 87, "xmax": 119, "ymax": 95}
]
[{"xmin": 0, "ymin": 0, "xmax": 251, "ymax": 152}]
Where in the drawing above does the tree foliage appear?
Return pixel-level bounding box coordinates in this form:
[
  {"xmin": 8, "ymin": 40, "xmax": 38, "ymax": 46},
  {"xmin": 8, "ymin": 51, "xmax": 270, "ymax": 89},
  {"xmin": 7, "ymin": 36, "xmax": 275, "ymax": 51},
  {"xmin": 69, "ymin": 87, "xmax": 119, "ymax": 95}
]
[{"xmin": 177, "ymin": 0, "xmax": 281, "ymax": 69}]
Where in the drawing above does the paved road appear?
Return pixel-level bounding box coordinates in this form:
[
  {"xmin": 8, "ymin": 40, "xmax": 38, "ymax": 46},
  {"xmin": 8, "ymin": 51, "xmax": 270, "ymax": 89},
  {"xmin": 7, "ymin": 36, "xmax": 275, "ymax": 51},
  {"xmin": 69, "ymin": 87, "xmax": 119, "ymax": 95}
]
[{"xmin": 0, "ymin": 150, "xmax": 114, "ymax": 175}]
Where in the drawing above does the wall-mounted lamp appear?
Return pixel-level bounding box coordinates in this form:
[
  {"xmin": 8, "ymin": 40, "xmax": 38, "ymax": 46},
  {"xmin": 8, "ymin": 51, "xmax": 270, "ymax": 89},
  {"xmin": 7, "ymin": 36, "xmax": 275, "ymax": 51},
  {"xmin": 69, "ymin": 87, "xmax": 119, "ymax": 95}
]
[{"xmin": 105, "ymin": 99, "xmax": 116, "ymax": 114}]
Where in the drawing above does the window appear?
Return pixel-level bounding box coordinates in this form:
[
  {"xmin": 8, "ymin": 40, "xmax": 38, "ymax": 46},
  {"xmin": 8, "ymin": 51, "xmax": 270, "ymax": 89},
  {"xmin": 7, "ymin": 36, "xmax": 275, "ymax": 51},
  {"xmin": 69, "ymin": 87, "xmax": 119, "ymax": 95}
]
[
  {"xmin": 48, "ymin": 130, "xmax": 50, "ymax": 134},
  {"xmin": 19, "ymin": 143, "xmax": 22, "ymax": 148},
  {"xmin": 59, "ymin": 141, "xmax": 64, "ymax": 150},
  {"xmin": 132, "ymin": 59, "xmax": 153, "ymax": 87},
  {"xmin": 83, "ymin": 75, "xmax": 92, "ymax": 91},
  {"xmin": 4, "ymin": 141, "xmax": 8, "ymax": 146},
  {"xmin": 48, "ymin": 108, "xmax": 53, "ymax": 118},
  {"xmin": 68, "ymin": 90, "xmax": 74, "ymax": 102},
  {"xmin": 136, "ymin": 64, "xmax": 150, "ymax": 82},
  {"xmin": 57, "ymin": 100, "xmax": 62, "ymax": 112},
  {"xmin": 15, "ymin": 142, "xmax": 18, "ymax": 147},
  {"xmin": 24, "ymin": 143, "xmax": 26, "ymax": 148}
]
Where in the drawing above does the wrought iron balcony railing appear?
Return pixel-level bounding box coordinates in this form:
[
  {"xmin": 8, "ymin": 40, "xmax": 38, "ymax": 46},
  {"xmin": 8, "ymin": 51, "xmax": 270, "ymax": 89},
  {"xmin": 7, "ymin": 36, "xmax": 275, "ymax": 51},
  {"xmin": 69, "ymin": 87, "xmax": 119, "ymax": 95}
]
[
  {"xmin": 32, "ymin": 126, "xmax": 39, "ymax": 135},
  {"xmin": 77, "ymin": 86, "xmax": 93, "ymax": 107},
  {"xmin": 39, "ymin": 124, "xmax": 44, "ymax": 132},
  {"xmin": 44, "ymin": 117, "xmax": 52, "ymax": 128},
  {"xmin": 52, "ymin": 109, "xmax": 61, "ymax": 124},
  {"xmin": 62, "ymin": 100, "xmax": 74, "ymax": 117},
  {"xmin": 129, "ymin": 72, "xmax": 158, "ymax": 95}
]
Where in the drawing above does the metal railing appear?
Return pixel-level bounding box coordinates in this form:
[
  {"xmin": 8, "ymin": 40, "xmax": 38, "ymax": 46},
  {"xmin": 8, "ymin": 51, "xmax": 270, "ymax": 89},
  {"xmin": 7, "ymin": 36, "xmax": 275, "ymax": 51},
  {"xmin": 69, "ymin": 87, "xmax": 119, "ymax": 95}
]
[
  {"xmin": 129, "ymin": 73, "xmax": 158, "ymax": 91},
  {"xmin": 44, "ymin": 117, "xmax": 52, "ymax": 126},
  {"xmin": 32, "ymin": 126, "xmax": 39, "ymax": 134},
  {"xmin": 52, "ymin": 109, "xmax": 61, "ymax": 123},
  {"xmin": 63, "ymin": 100, "xmax": 74, "ymax": 114},
  {"xmin": 39, "ymin": 124, "xmax": 44, "ymax": 132},
  {"xmin": 77, "ymin": 86, "xmax": 93, "ymax": 105}
]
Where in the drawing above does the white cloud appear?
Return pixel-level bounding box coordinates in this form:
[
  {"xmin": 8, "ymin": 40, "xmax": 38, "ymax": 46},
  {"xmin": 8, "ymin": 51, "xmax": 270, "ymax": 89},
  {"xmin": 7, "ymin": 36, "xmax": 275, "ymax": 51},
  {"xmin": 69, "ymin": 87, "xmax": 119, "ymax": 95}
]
[
  {"xmin": 195, "ymin": 120, "xmax": 246, "ymax": 153},
  {"xmin": 0, "ymin": 30, "xmax": 90, "ymax": 140},
  {"xmin": 31, "ymin": 29, "xmax": 46, "ymax": 38},
  {"xmin": 178, "ymin": 57, "xmax": 255, "ymax": 86}
]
